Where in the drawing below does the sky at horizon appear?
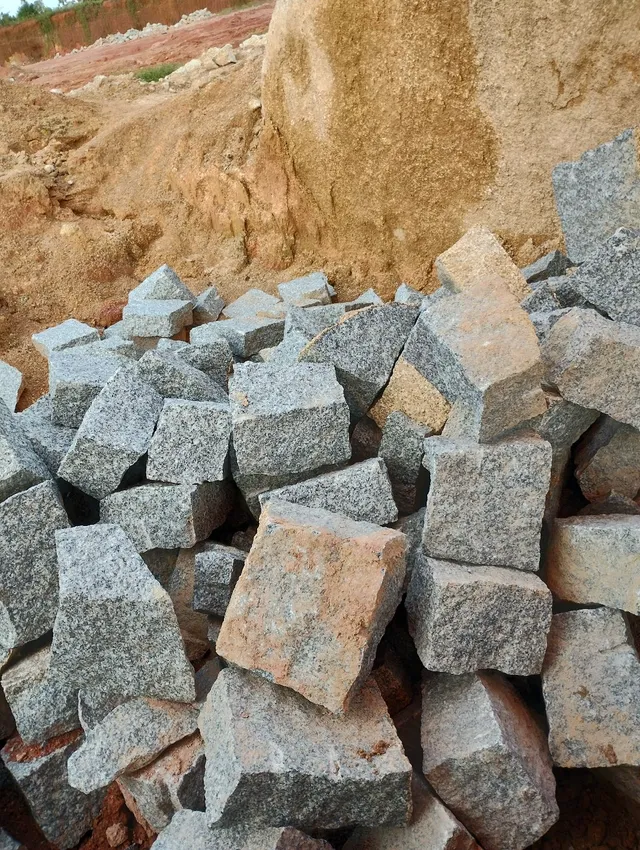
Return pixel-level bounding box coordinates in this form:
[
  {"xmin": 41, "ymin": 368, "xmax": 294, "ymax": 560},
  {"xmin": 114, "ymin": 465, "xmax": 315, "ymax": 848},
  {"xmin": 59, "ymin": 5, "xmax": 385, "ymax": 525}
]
[{"xmin": 0, "ymin": 0, "xmax": 57, "ymax": 16}]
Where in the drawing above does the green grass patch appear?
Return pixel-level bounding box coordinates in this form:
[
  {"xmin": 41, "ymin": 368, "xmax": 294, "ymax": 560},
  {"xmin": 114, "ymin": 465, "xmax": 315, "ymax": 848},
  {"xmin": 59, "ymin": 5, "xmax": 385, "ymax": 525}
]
[{"xmin": 134, "ymin": 62, "xmax": 180, "ymax": 83}]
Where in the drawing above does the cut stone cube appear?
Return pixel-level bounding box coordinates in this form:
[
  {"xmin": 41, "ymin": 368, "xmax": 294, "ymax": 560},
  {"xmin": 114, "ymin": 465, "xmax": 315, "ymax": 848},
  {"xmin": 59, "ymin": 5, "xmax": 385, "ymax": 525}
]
[
  {"xmin": 394, "ymin": 283, "xmax": 425, "ymax": 307},
  {"xmin": 521, "ymin": 283, "xmax": 562, "ymax": 314},
  {"xmin": 349, "ymin": 288, "xmax": 383, "ymax": 306},
  {"xmin": 128, "ymin": 265, "xmax": 195, "ymax": 303},
  {"xmin": 230, "ymin": 362, "xmax": 350, "ymax": 477},
  {"xmin": 0, "ymin": 400, "xmax": 51, "ymax": 504},
  {"xmin": 147, "ymin": 400, "xmax": 232, "ymax": 484},
  {"xmin": 216, "ymin": 499, "xmax": 405, "ymax": 713},
  {"xmin": 15, "ymin": 395, "xmax": 76, "ymax": 475},
  {"xmin": 191, "ymin": 316, "xmax": 285, "ymax": 358},
  {"xmin": 521, "ymin": 250, "xmax": 571, "ymax": 283},
  {"xmin": 32, "ymin": 318, "xmax": 100, "ymax": 358},
  {"xmin": 278, "ymin": 272, "xmax": 331, "ymax": 306},
  {"xmin": 406, "ymin": 557, "xmax": 552, "ymax": 675},
  {"xmin": 369, "ymin": 356, "xmax": 450, "ymax": 433},
  {"xmin": 378, "ymin": 411, "xmax": 430, "ymax": 514},
  {"xmin": 49, "ymin": 524, "xmax": 195, "ymax": 713},
  {"xmin": 258, "ymin": 330, "xmax": 309, "ymax": 365},
  {"xmin": 100, "ymin": 481, "xmax": 231, "ymax": 552},
  {"xmin": 162, "ymin": 338, "xmax": 233, "ymax": 387},
  {"xmin": 530, "ymin": 307, "xmax": 572, "ymax": 342},
  {"xmin": 0, "ymin": 481, "xmax": 69, "ymax": 655},
  {"xmin": 422, "ymin": 671, "xmax": 558, "ymax": 850},
  {"xmin": 81, "ymin": 336, "xmax": 140, "ymax": 360},
  {"xmin": 259, "ymin": 458, "xmax": 397, "ymax": 525},
  {"xmin": 575, "ymin": 415, "xmax": 640, "ymax": 502},
  {"xmin": 0, "ymin": 361, "xmax": 23, "ymax": 412},
  {"xmin": 193, "ymin": 543, "xmax": 246, "ymax": 618},
  {"xmin": 49, "ymin": 349, "xmax": 129, "ymax": 427},
  {"xmin": 193, "ymin": 286, "xmax": 224, "ymax": 323},
  {"xmin": 422, "ymin": 436, "xmax": 552, "ymax": 570},
  {"xmin": 137, "ymin": 350, "xmax": 227, "ymax": 401},
  {"xmin": 552, "ymin": 128, "xmax": 640, "ymax": 263},
  {"xmin": 299, "ymin": 304, "xmax": 418, "ymax": 419},
  {"xmin": 222, "ymin": 288, "xmax": 282, "ymax": 319},
  {"xmin": 122, "ymin": 300, "xmax": 193, "ymax": 338},
  {"xmin": 542, "ymin": 608, "xmax": 640, "ymax": 767},
  {"xmin": 200, "ymin": 668, "xmax": 412, "ymax": 829},
  {"xmin": 57, "ymin": 364, "xmax": 164, "ymax": 499},
  {"xmin": 284, "ymin": 303, "xmax": 355, "ymax": 340}
]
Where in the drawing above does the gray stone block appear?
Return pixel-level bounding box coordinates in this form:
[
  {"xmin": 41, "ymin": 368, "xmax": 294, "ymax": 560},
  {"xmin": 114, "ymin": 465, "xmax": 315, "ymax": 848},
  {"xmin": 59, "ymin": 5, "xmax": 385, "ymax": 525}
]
[
  {"xmin": 230, "ymin": 362, "xmax": 351, "ymax": 477},
  {"xmin": 100, "ymin": 481, "xmax": 231, "ymax": 552},
  {"xmin": 299, "ymin": 304, "xmax": 418, "ymax": 419},
  {"xmin": 32, "ymin": 318, "xmax": 100, "ymax": 358},
  {"xmin": 422, "ymin": 436, "xmax": 552, "ymax": 570},
  {"xmin": 0, "ymin": 481, "xmax": 69, "ymax": 655},
  {"xmin": 520, "ymin": 283, "xmax": 562, "ymax": 314},
  {"xmin": 172, "ymin": 338, "xmax": 233, "ymax": 387},
  {"xmin": 403, "ymin": 279, "xmax": 546, "ymax": 441},
  {"xmin": 378, "ymin": 411, "xmax": 430, "ymax": 514},
  {"xmin": 530, "ymin": 307, "xmax": 572, "ymax": 341},
  {"xmin": 141, "ymin": 548, "xmax": 180, "ymax": 586},
  {"xmin": 57, "ymin": 364, "xmax": 164, "ymax": 499},
  {"xmin": 284, "ymin": 303, "xmax": 354, "ymax": 340},
  {"xmin": 16, "ymin": 395, "xmax": 76, "ymax": 475},
  {"xmin": 137, "ymin": 350, "xmax": 227, "ymax": 401},
  {"xmin": 193, "ymin": 543, "xmax": 246, "ymax": 618},
  {"xmin": 81, "ymin": 335, "xmax": 140, "ymax": 360},
  {"xmin": 49, "ymin": 349, "xmax": 129, "ymax": 427},
  {"xmin": 166, "ymin": 548, "xmax": 210, "ymax": 661},
  {"xmin": 552, "ymin": 128, "xmax": 640, "ymax": 263},
  {"xmin": 259, "ymin": 458, "xmax": 397, "ymax": 525},
  {"xmin": 393, "ymin": 283, "xmax": 425, "ymax": 307},
  {"xmin": 200, "ymin": 668, "xmax": 412, "ymax": 829},
  {"xmin": 406, "ymin": 557, "xmax": 552, "ymax": 675},
  {"xmin": 122, "ymin": 300, "xmax": 193, "ymax": 338},
  {"xmin": 67, "ymin": 697, "xmax": 199, "ymax": 793},
  {"xmin": 578, "ymin": 492, "xmax": 640, "ymax": 515},
  {"xmin": 278, "ymin": 272, "xmax": 331, "ymax": 306},
  {"xmin": 1, "ymin": 646, "xmax": 78, "ymax": 744},
  {"xmin": 521, "ymin": 250, "xmax": 571, "ymax": 283},
  {"xmin": 128, "ymin": 265, "xmax": 195, "ymax": 303},
  {"xmin": 542, "ymin": 608, "xmax": 640, "ymax": 767},
  {"xmin": 191, "ymin": 317, "xmax": 285, "ymax": 358},
  {"xmin": 49, "ymin": 524, "xmax": 195, "ymax": 714},
  {"xmin": 542, "ymin": 307, "xmax": 640, "ymax": 429},
  {"xmin": 258, "ymin": 330, "xmax": 309, "ymax": 365},
  {"xmin": 0, "ymin": 361, "xmax": 23, "ymax": 412},
  {"xmin": 575, "ymin": 415, "xmax": 640, "ymax": 502},
  {"xmin": 147, "ymin": 400, "xmax": 232, "ymax": 484},
  {"xmin": 193, "ymin": 286, "xmax": 225, "ymax": 323},
  {"xmin": 0, "ymin": 400, "xmax": 51, "ymax": 504},
  {"xmin": 222, "ymin": 288, "xmax": 282, "ymax": 319},
  {"xmin": 421, "ymin": 671, "xmax": 558, "ymax": 850}
]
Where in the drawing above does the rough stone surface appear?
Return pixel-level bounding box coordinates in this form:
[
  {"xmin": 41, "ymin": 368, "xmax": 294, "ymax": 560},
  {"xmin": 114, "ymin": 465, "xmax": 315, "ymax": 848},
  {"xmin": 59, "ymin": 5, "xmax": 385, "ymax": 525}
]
[
  {"xmin": 393, "ymin": 508, "xmax": 425, "ymax": 586},
  {"xmin": 200, "ymin": 668, "xmax": 412, "ymax": 829},
  {"xmin": 128, "ymin": 264, "xmax": 195, "ymax": 303},
  {"xmin": 394, "ymin": 283, "xmax": 425, "ymax": 307},
  {"xmin": 259, "ymin": 330, "xmax": 309, "ymax": 365},
  {"xmin": 121, "ymin": 300, "xmax": 193, "ymax": 338},
  {"xmin": 0, "ymin": 361, "xmax": 23, "ymax": 413},
  {"xmin": 57, "ymin": 364, "xmax": 164, "ymax": 499},
  {"xmin": 542, "ymin": 608, "xmax": 640, "ymax": 767},
  {"xmin": 193, "ymin": 286, "xmax": 225, "ymax": 323},
  {"xmin": 284, "ymin": 303, "xmax": 355, "ymax": 340},
  {"xmin": 81, "ymin": 336, "xmax": 140, "ymax": 360},
  {"xmin": 378, "ymin": 411, "xmax": 430, "ymax": 514},
  {"xmin": 259, "ymin": 458, "xmax": 397, "ymax": 525},
  {"xmin": 403, "ymin": 279, "xmax": 546, "ymax": 441},
  {"xmin": 191, "ymin": 316, "xmax": 285, "ymax": 358},
  {"xmin": 406, "ymin": 557, "xmax": 552, "ymax": 675},
  {"xmin": 217, "ymin": 499, "xmax": 405, "ymax": 713},
  {"xmin": 344, "ymin": 772, "xmax": 480, "ymax": 850},
  {"xmin": 166, "ymin": 547, "xmax": 211, "ymax": 660},
  {"xmin": 369, "ymin": 356, "xmax": 450, "ymax": 433},
  {"xmin": 49, "ymin": 349, "xmax": 128, "ymax": 427},
  {"xmin": 0, "ymin": 481, "xmax": 69, "ymax": 655},
  {"xmin": 49, "ymin": 524, "xmax": 195, "ymax": 714},
  {"xmin": 67, "ymin": 697, "xmax": 199, "ymax": 793},
  {"xmin": 32, "ymin": 318, "xmax": 100, "ymax": 358},
  {"xmin": 147, "ymin": 400, "xmax": 232, "ymax": 484},
  {"xmin": 299, "ymin": 304, "xmax": 418, "ymax": 419},
  {"xmin": 193, "ymin": 543, "xmax": 246, "ymax": 618},
  {"xmin": 542, "ymin": 307, "xmax": 640, "ymax": 428},
  {"xmin": 222, "ymin": 288, "xmax": 283, "ymax": 319},
  {"xmin": 521, "ymin": 250, "xmax": 571, "ymax": 283},
  {"xmin": 575, "ymin": 415, "xmax": 640, "ymax": 502},
  {"xmin": 167, "ymin": 338, "xmax": 233, "ymax": 387},
  {"xmin": 422, "ymin": 436, "xmax": 552, "ymax": 570},
  {"xmin": 16, "ymin": 395, "xmax": 76, "ymax": 474},
  {"xmin": 0, "ymin": 400, "xmax": 51, "ymax": 504},
  {"xmin": 421, "ymin": 671, "xmax": 558, "ymax": 850},
  {"xmin": 552, "ymin": 128, "xmax": 640, "ymax": 263},
  {"xmin": 530, "ymin": 307, "xmax": 572, "ymax": 341},
  {"xmin": 230, "ymin": 362, "xmax": 351, "ymax": 477},
  {"xmin": 136, "ymin": 350, "xmax": 227, "ymax": 402},
  {"xmin": 278, "ymin": 273, "xmax": 331, "ymax": 306},
  {"xmin": 521, "ymin": 282, "xmax": 562, "ymax": 315}
]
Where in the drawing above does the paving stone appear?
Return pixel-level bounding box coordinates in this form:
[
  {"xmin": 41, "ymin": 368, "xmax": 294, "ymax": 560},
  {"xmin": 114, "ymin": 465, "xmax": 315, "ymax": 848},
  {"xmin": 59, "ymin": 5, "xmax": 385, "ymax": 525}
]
[
  {"xmin": 543, "ymin": 274, "xmax": 591, "ymax": 308},
  {"xmin": 191, "ymin": 317, "xmax": 285, "ymax": 358},
  {"xmin": 344, "ymin": 772, "xmax": 480, "ymax": 850},
  {"xmin": 100, "ymin": 482, "xmax": 231, "ymax": 552},
  {"xmin": 521, "ymin": 283, "xmax": 562, "ymax": 314},
  {"xmin": 378, "ymin": 411, "xmax": 430, "ymax": 514},
  {"xmin": 159, "ymin": 338, "xmax": 233, "ymax": 387},
  {"xmin": 349, "ymin": 288, "xmax": 383, "ymax": 306},
  {"xmin": 278, "ymin": 272, "xmax": 331, "ymax": 306},
  {"xmin": 574, "ymin": 415, "xmax": 640, "ymax": 502},
  {"xmin": 49, "ymin": 524, "xmax": 195, "ymax": 713},
  {"xmin": 0, "ymin": 361, "xmax": 23, "ymax": 413},
  {"xmin": 369, "ymin": 356, "xmax": 450, "ymax": 433},
  {"xmin": 542, "ymin": 307, "xmax": 640, "ymax": 429},
  {"xmin": 122, "ymin": 300, "xmax": 193, "ymax": 338},
  {"xmin": 393, "ymin": 283, "xmax": 425, "ymax": 307},
  {"xmin": 542, "ymin": 608, "xmax": 640, "ymax": 767},
  {"xmin": 1, "ymin": 735, "xmax": 105, "ymax": 850},
  {"xmin": 67, "ymin": 697, "xmax": 199, "ymax": 793},
  {"xmin": 200, "ymin": 668, "xmax": 412, "ymax": 829},
  {"xmin": 259, "ymin": 458, "xmax": 397, "ymax": 525},
  {"xmin": 0, "ymin": 481, "xmax": 69, "ymax": 656},
  {"xmin": 421, "ymin": 671, "xmax": 558, "ymax": 850},
  {"xmin": 299, "ymin": 304, "xmax": 418, "ymax": 419},
  {"xmin": 521, "ymin": 250, "xmax": 571, "ymax": 283},
  {"xmin": 230, "ymin": 461, "xmax": 329, "ymax": 519},
  {"xmin": 117, "ymin": 732, "xmax": 206, "ymax": 832},
  {"xmin": 166, "ymin": 547, "xmax": 210, "ymax": 661},
  {"xmin": 154, "ymin": 810, "xmax": 333, "ymax": 850},
  {"xmin": 193, "ymin": 543, "xmax": 246, "ymax": 618},
  {"xmin": 136, "ymin": 350, "xmax": 227, "ymax": 401},
  {"xmin": 530, "ymin": 307, "xmax": 572, "ymax": 341},
  {"xmin": 32, "ymin": 318, "xmax": 100, "ymax": 358},
  {"xmin": 258, "ymin": 330, "xmax": 309, "ymax": 365},
  {"xmin": 284, "ymin": 303, "xmax": 355, "ymax": 340},
  {"xmin": 49, "ymin": 349, "xmax": 129, "ymax": 427},
  {"xmin": 222, "ymin": 288, "xmax": 282, "ymax": 319},
  {"xmin": 403, "ymin": 279, "xmax": 546, "ymax": 441},
  {"xmin": 193, "ymin": 287, "xmax": 225, "ymax": 323},
  {"xmin": 230, "ymin": 362, "xmax": 351, "ymax": 477},
  {"xmin": 435, "ymin": 225, "xmax": 530, "ymax": 300},
  {"xmin": 217, "ymin": 499, "xmax": 405, "ymax": 713},
  {"xmin": 406, "ymin": 557, "xmax": 552, "ymax": 675},
  {"xmin": 128, "ymin": 265, "xmax": 195, "ymax": 303},
  {"xmin": 1, "ymin": 646, "xmax": 78, "ymax": 744},
  {"xmin": 0, "ymin": 400, "xmax": 51, "ymax": 503},
  {"xmin": 147, "ymin": 400, "xmax": 231, "ymax": 484},
  {"xmin": 552, "ymin": 128, "xmax": 640, "ymax": 263},
  {"xmin": 422, "ymin": 436, "xmax": 552, "ymax": 570},
  {"xmin": 15, "ymin": 395, "xmax": 76, "ymax": 475},
  {"xmin": 57, "ymin": 364, "xmax": 164, "ymax": 499}
]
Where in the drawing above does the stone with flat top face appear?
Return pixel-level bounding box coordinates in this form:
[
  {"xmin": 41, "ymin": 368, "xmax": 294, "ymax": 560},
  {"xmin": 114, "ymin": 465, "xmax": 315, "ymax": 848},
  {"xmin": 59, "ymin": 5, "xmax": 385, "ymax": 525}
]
[
  {"xmin": 193, "ymin": 286, "xmax": 225, "ymax": 323},
  {"xmin": 32, "ymin": 318, "xmax": 100, "ymax": 359},
  {"xmin": 122, "ymin": 300, "xmax": 193, "ymax": 338},
  {"xmin": 49, "ymin": 349, "xmax": 129, "ymax": 427},
  {"xmin": 0, "ymin": 361, "xmax": 23, "ymax": 413},
  {"xmin": 222, "ymin": 288, "xmax": 282, "ymax": 319},
  {"xmin": 521, "ymin": 250, "xmax": 571, "ymax": 283},
  {"xmin": 0, "ymin": 400, "xmax": 51, "ymax": 504},
  {"xmin": 16, "ymin": 395, "xmax": 76, "ymax": 474},
  {"xmin": 128, "ymin": 264, "xmax": 195, "ymax": 303},
  {"xmin": 369, "ymin": 356, "xmax": 450, "ymax": 433},
  {"xmin": 191, "ymin": 316, "xmax": 285, "ymax": 358},
  {"xmin": 136, "ymin": 350, "xmax": 227, "ymax": 401},
  {"xmin": 278, "ymin": 272, "xmax": 331, "ymax": 306},
  {"xmin": 193, "ymin": 543, "xmax": 246, "ymax": 618}
]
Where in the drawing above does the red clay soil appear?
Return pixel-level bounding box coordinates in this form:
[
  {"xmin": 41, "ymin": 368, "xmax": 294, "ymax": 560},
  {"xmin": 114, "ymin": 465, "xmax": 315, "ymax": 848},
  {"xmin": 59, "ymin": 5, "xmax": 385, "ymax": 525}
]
[
  {"xmin": 6, "ymin": 2, "xmax": 274, "ymax": 92},
  {"xmin": 2, "ymin": 728, "xmax": 82, "ymax": 763}
]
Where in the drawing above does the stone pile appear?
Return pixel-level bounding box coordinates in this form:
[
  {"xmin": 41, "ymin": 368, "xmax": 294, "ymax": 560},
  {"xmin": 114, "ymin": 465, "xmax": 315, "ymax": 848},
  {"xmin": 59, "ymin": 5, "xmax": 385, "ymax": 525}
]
[{"xmin": 1, "ymin": 129, "xmax": 640, "ymax": 849}]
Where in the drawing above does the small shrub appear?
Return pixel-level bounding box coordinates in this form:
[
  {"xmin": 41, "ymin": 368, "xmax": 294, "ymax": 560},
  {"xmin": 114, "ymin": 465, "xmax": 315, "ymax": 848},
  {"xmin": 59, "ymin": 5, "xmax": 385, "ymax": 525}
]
[{"xmin": 134, "ymin": 63, "xmax": 180, "ymax": 83}]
